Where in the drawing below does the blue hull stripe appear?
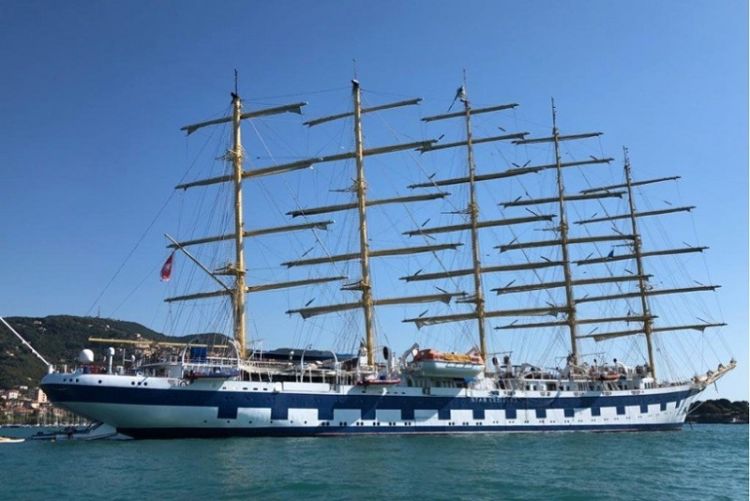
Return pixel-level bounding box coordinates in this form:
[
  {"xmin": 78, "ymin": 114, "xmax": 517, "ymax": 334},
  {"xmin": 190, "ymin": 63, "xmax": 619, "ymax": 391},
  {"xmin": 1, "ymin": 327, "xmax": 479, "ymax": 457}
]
[
  {"xmin": 42, "ymin": 384, "xmax": 695, "ymax": 422},
  {"xmin": 120, "ymin": 423, "xmax": 683, "ymax": 439}
]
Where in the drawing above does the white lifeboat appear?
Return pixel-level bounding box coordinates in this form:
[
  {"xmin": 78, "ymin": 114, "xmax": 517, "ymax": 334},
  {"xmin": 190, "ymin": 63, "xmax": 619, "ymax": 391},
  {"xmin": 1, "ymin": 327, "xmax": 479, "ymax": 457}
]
[{"xmin": 410, "ymin": 349, "xmax": 485, "ymax": 378}]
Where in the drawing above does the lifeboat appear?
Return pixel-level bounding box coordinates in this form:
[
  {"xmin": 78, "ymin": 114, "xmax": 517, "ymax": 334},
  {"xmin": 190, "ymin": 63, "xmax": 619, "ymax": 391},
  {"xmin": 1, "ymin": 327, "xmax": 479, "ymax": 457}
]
[
  {"xmin": 410, "ymin": 349, "xmax": 485, "ymax": 378},
  {"xmin": 185, "ymin": 368, "xmax": 240, "ymax": 381},
  {"xmin": 596, "ymin": 371, "xmax": 621, "ymax": 382},
  {"xmin": 356, "ymin": 375, "xmax": 401, "ymax": 386}
]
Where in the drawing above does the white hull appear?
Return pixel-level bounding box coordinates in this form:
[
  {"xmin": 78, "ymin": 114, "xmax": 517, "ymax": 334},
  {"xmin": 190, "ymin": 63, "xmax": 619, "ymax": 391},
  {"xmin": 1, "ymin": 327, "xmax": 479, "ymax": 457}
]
[{"xmin": 42, "ymin": 372, "xmax": 701, "ymax": 438}]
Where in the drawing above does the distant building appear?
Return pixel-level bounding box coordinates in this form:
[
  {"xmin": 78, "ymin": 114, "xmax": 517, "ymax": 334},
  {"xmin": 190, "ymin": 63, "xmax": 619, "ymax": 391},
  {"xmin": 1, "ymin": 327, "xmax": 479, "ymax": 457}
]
[
  {"xmin": 3, "ymin": 390, "xmax": 20, "ymax": 400},
  {"xmin": 35, "ymin": 388, "xmax": 48, "ymax": 404}
]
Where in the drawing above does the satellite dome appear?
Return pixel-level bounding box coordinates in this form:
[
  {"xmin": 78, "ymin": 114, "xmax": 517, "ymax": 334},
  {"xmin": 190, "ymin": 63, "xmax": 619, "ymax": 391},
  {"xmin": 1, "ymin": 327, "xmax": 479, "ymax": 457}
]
[{"xmin": 78, "ymin": 349, "xmax": 95, "ymax": 364}]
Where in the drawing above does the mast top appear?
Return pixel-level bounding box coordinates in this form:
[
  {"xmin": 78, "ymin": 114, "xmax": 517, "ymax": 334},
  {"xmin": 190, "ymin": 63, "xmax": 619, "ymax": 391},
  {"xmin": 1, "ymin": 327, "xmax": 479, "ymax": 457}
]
[{"xmin": 551, "ymin": 97, "xmax": 558, "ymax": 130}]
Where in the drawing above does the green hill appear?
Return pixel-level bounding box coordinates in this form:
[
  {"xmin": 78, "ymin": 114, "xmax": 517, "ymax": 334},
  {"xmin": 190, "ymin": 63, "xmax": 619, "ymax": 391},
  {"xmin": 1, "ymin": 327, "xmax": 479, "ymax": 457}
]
[
  {"xmin": 688, "ymin": 399, "xmax": 749, "ymax": 424},
  {"xmin": 0, "ymin": 315, "xmax": 226, "ymax": 388}
]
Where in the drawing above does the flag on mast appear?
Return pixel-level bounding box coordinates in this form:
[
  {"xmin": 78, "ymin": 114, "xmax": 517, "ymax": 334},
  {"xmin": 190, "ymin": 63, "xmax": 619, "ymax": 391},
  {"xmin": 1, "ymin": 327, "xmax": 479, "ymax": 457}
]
[{"xmin": 160, "ymin": 252, "xmax": 175, "ymax": 282}]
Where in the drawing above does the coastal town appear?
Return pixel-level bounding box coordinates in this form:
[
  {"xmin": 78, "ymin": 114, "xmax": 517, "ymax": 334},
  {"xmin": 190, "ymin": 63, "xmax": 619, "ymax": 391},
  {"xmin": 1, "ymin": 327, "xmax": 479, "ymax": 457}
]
[{"xmin": 1, "ymin": 385, "xmax": 86, "ymax": 426}]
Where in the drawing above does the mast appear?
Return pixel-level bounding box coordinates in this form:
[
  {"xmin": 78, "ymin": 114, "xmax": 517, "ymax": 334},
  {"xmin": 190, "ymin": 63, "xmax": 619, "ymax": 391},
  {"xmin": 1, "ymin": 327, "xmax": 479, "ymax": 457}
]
[
  {"xmin": 551, "ymin": 100, "xmax": 579, "ymax": 364},
  {"xmin": 623, "ymin": 148, "xmax": 656, "ymax": 378},
  {"xmin": 460, "ymin": 77, "xmax": 488, "ymax": 360},
  {"xmin": 352, "ymin": 80, "xmax": 376, "ymax": 367},
  {"xmin": 231, "ymin": 90, "xmax": 247, "ymax": 356},
  {"xmin": 285, "ymin": 87, "xmax": 467, "ymax": 336}
]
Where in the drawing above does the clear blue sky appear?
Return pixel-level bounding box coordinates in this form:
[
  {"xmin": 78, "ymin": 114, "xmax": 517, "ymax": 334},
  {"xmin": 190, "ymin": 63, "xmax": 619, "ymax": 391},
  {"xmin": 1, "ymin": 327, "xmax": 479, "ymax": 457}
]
[{"xmin": 0, "ymin": 1, "xmax": 746, "ymax": 399}]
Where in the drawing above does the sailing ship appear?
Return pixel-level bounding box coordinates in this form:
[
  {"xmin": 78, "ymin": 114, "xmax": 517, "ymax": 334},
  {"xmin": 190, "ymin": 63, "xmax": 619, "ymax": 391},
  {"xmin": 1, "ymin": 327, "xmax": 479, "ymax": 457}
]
[{"xmin": 40, "ymin": 76, "xmax": 736, "ymax": 438}]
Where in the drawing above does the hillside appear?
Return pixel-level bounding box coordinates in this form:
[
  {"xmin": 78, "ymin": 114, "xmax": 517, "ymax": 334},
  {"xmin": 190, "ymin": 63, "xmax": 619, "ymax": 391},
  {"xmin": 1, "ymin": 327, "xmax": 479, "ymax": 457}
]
[
  {"xmin": 688, "ymin": 399, "xmax": 749, "ymax": 424},
  {"xmin": 0, "ymin": 315, "xmax": 226, "ymax": 388}
]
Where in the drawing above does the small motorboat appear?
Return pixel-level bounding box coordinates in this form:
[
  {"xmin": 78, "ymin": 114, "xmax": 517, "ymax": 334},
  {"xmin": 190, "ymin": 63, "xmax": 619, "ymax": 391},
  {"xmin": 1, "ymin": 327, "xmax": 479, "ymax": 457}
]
[
  {"xmin": 0, "ymin": 436, "xmax": 24, "ymax": 444},
  {"xmin": 29, "ymin": 422, "xmax": 129, "ymax": 441}
]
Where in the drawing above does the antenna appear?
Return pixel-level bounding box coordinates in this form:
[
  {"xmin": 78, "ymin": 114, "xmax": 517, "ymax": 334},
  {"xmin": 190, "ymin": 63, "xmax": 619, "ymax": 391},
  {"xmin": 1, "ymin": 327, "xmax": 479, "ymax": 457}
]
[
  {"xmin": 234, "ymin": 69, "xmax": 239, "ymax": 96},
  {"xmin": 551, "ymin": 97, "xmax": 558, "ymax": 130}
]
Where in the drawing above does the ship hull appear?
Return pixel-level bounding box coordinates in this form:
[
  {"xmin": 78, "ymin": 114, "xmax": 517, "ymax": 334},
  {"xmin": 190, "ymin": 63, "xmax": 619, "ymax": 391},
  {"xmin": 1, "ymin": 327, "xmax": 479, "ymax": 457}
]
[{"xmin": 41, "ymin": 372, "xmax": 701, "ymax": 439}]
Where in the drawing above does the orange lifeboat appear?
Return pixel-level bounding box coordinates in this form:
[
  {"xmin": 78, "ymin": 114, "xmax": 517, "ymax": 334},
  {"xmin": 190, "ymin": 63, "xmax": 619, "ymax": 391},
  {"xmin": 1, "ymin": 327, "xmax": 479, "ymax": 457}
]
[{"xmin": 411, "ymin": 349, "xmax": 485, "ymax": 378}]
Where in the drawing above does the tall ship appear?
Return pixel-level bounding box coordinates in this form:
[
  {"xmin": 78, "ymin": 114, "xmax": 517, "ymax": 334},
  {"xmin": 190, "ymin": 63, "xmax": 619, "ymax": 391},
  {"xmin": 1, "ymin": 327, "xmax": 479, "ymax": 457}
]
[{"xmin": 39, "ymin": 76, "xmax": 735, "ymax": 438}]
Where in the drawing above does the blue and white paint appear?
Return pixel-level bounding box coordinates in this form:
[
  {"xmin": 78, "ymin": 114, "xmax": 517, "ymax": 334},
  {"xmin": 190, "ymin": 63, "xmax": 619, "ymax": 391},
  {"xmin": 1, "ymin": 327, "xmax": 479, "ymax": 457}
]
[{"xmin": 41, "ymin": 372, "xmax": 700, "ymax": 439}]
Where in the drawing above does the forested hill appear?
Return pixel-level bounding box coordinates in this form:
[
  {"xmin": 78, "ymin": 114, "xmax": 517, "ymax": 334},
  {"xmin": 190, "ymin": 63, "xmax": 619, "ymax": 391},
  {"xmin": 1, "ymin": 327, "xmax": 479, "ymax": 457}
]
[
  {"xmin": 688, "ymin": 399, "xmax": 749, "ymax": 424},
  {"xmin": 0, "ymin": 315, "xmax": 225, "ymax": 388}
]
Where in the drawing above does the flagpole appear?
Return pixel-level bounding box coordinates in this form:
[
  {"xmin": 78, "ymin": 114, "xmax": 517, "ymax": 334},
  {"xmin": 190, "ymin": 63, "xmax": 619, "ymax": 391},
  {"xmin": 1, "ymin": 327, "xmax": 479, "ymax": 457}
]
[{"xmin": 163, "ymin": 234, "xmax": 231, "ymax": 290}]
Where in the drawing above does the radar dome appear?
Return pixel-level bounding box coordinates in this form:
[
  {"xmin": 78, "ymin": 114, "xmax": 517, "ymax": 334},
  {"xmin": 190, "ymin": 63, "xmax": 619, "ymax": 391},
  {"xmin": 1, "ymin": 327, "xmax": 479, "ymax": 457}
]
[{"xmin": 78, "ymin": 349, "xmax": 95, "ymax": 364}]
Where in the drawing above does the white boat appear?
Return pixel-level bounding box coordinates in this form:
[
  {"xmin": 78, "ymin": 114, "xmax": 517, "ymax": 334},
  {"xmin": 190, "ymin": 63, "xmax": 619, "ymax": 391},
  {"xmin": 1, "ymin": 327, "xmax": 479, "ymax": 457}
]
[
  {"xmin": 35, "ymin": 77, "xmax": 735, "ymax": 438},
  {"xmin": 28, "ymin": 422, "xmax": 128, "ymax": 441},
  {"xmin": 0, "ymin": 436, "xmax": 25, "ymax": 444},
  {"xmin": 408, "ymin": 349, "xmax": 485, "ymax": 378}
]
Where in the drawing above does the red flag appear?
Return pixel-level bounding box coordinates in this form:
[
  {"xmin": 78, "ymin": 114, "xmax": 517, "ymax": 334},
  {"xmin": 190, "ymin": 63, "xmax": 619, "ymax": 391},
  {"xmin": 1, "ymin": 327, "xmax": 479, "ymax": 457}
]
[{"xmin": 160, "ymin": 252, "xmax": 175, "ymax": 282}]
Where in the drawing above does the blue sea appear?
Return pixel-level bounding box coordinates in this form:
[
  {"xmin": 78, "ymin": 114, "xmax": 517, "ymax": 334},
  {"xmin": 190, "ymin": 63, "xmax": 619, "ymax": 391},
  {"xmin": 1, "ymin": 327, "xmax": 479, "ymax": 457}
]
[{"xmin": 0, "ymin": 425, "xmax": 746, "ymax": 500}]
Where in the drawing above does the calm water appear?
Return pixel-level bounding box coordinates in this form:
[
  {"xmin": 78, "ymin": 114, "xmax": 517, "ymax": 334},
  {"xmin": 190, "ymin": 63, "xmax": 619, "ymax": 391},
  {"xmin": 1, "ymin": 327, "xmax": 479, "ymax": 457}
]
[{"xmin": 0, "ymin": 425, "xmax": 746, "ymax": 500}]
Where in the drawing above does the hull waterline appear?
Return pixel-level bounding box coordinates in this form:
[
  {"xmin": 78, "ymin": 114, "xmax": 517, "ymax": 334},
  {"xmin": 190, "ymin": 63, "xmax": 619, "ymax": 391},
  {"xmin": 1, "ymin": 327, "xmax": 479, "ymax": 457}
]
[{"xmin": 41, "ymin": 372, "xmax": 701, "ymax": 439}]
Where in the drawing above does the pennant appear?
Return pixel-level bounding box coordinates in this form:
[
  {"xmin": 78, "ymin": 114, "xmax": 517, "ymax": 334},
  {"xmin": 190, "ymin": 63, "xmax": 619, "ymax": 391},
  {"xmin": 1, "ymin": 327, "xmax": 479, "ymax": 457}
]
[{"xmin": 160, "ymin": 252, "xmax": 175, "ymax": 282}]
